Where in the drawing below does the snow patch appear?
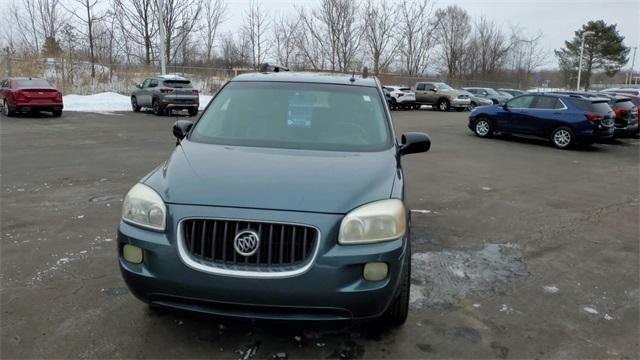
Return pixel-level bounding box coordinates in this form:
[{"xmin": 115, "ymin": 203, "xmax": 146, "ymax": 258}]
[
  {"xmin": 543, "ymin": 285, "xmax": 559, "ymax": 294},
  {"xmin": 63, "ymin": 92, "xmax": 213, "ymax": 112},
  {"xmin": 583, "ymin": 306, "xmax": 599, "ymax": 315}
]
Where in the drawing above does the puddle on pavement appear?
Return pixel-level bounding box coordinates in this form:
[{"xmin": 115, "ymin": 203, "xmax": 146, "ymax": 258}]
[{"xmin": 410, "ymin": 244, "xmax": 527, "ymax": 308}]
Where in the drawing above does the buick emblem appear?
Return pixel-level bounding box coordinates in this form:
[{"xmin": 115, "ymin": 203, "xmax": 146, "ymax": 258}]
[{"xmin": 233, "ymin": 230, "xmax": 260, "ymax": 256}]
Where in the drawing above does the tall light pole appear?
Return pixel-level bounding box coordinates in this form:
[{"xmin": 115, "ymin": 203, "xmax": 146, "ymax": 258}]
[
  {"xmin": 576, "ymin": 31, "xmax": 595, "ymax": 91},
  {"xmin": 155, "ymin": 0, "xmax": 167, "ymax": 75},
  {"xmin": 626, "ymin": 46, "xmax": 637, "ymax": 85}
]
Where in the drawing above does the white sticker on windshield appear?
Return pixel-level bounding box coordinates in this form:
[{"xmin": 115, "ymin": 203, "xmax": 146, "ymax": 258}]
[{"xmin": 363, "ymin": 95, "xmax": 371, "ymax": 102}]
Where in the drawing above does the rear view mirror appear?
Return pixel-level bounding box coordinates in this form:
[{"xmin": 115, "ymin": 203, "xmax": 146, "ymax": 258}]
[
  {"xmin": 399, "ymin": 132, "xmax": 431, "ymax": 155},
  {"xmin": 172, "ymin": 120, "xmax": 193, "ymax": 141}
]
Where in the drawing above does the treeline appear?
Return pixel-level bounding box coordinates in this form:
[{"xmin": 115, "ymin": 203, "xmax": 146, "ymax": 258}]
[{"xmin": 1, "ymin": 0, "xmax": 548, "ymax": 87}]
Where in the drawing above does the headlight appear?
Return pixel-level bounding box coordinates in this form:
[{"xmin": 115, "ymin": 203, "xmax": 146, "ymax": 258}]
[
  {"xmin": 122, "ymin": 183, "xmax": 166, "ymax": 231},
  {"xmin": 338, "ymin": 199, "xmax": 406, "ymax": 244}
]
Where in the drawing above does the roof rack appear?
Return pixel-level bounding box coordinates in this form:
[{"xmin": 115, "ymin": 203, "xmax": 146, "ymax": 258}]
[{"xmin": 259, "ymin": 63, "xmax": 289, "ymax": 73}]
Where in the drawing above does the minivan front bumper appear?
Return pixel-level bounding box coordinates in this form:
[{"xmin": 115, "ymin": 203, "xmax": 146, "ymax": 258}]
[{"xmin": 118, "ymin": 203, "xmax": 408, "ymax": 321}]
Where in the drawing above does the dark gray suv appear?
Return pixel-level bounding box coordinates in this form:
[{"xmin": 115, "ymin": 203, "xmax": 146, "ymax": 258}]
[
  {"xmin": 131, "ymin": 75, "xmax": 199, "ymax": 116},
  {"xmin": 118, "ymin": 70, "xmax": 431, "ymax": 326}
]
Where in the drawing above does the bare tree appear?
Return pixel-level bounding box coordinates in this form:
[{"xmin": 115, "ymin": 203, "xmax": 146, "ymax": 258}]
[
  {"xmin": 36, "ymin": 0, "xmax": 65, "ymax": 43},
  {"xmin": 297, "ymin": 0, "xmax": 364, "ymax": 72},
  {"xmin": 200, "ymin": 0, "xmax": 227, "ymax": 64},
  {"xmin": 398, "ymin": 0, "xmax": 435, "ymax": 76},
  {"xmin": 509, "ymin": 28, "xmax": 547, "ymax": 87},
  {"xmin": 113, "ymin": 0, "xmax": 157, "ymax": 65},
  {"xmin": 364, "ymin": 0, "xmax": 399, "ymax": 75},
  {"xmin": 469, "ymin": 16, "xmax": 511, "ymax": 79},
  {"xmin": 241, "ymin": 2, "xmax": 269, "ymax": 69},
  {"xmin": 159, "ymin": 0, "xmax": 204, "ymax": 64},
  {"xmin": 271, "ymin": 15, "xmax": 299, "ymax": 68},
  {"xmin": 62, "ymin": 0, "xmax": 107, "ymax": 82},
  {"xmin": 434, "ymin": 5, "xmax": 471, "ymax": 81}
]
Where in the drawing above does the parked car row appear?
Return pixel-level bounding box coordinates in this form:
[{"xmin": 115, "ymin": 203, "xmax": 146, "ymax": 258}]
[
  {"xmin": 468, "ymin": 91, "xmax": 638, "ymax": 149},
  {"xmin": 383, "ymin": 82, "xmax": 528, "ymax": 112}
]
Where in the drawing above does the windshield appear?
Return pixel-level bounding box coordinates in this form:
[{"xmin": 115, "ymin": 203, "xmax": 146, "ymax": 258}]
[
  {"xmin": 191, "ymin": 82, "xmax": 392, "ymax": 152},
  {"xmin": 485, "ymin": 88, "xmax": 499, "ymax": 95},
  {"xmin": 615, "ymin": 99, "xmax": 635, "ymax": 110},
  {"xmin": 15, "ymin": 79, "xmax": 51, "ymax": 87},
  {"xmin": 436, "ymin": 83, "xmax": 453, "ymax": 90}
]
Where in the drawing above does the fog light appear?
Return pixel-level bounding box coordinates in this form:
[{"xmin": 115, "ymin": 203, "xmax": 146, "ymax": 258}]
[
  {"xmin": 123, "ymin": 244, "xmax": 143, "ymax": 264},
  {"xmin": 363, "ymin": 262, "xmax": 388, "ymax": 281}
]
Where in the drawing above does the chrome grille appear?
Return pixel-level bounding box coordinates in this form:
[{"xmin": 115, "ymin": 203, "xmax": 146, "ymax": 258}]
[{"xmin": 181, "ymin": 219, "xmax": 318, "ymax": 271}]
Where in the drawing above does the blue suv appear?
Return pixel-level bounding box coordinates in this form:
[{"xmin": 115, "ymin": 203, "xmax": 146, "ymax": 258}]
[{"xmin": 468, "ymin": 93, "xmax": 615, "ymax": 148}]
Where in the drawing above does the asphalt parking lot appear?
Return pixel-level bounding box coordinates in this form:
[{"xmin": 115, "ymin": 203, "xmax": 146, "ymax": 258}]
[{"xmin": 1, "ymin": 108, "xmax": 638, "ymax": 358}]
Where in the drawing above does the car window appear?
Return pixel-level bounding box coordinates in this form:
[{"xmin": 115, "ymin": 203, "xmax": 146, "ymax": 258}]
[
  {"xmin": 615, "ymin": 99, "xmax": 635, "ymax": 110},
  {"xmin": 424, "ymin": 83, "xmax": 435, "ymax": 90},
  {"xmin": 141, "ymin": 79, "xmax": 151, "ymax": 88},
  {"xmin": 436, "ymin": 83, "xmax": 453, "ymax": 90},
  {"xmin": 532, "ymin": 96, "xmax": 563, "ymax": 109},
  {"xmin": 191, "ymin": 81, "xmax": 392, "ymax": 152},
  {"xmin": 399, "ymin": 87, "xmax": 411, "ymax": 92},
  {"xmin": 15, "ymin": 79, "xmax": 51, "ymax": 87},
  {"xmin": 416, "ymin": 83, "xmax": 425, "ymax": 91},
  {"xmin": 507, "ymin": 95, "xmax": 535, "ymax": 108},
  {"xmin": 148, "ymin": 79, "xmax": 158, "ymax": 88},
  {"xmin": 163, "ymin": 80, "xmax": 192, "ymax": 88},
  {"xmin": 0, "ymin": 79, "xmax": 6, "ymax": 88}
]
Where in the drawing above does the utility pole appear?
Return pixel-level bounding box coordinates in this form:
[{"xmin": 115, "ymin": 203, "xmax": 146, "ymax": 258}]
[
  {"xmin": 626, "ymin": 46, "xmax": 637, "ymax": 85},
  {"xmin": 156, "ymin": 0, "xmax": 167, "ymax": 75},
  {"xmin": 576, "ymin": 31, "xmax": 595, "ymax": 91}
]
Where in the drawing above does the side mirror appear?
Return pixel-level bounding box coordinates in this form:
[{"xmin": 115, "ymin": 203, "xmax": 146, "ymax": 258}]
[
  {"xmin": 136, "ymin": 84, "xmax": 142, "ymax": 89},
  {"xmin": 502, "ymin": 103, "xmax": 509, "ymax": 110},
  {"xmin": 172, "ymin": 120, "xmax": 193, "ymax": 141},
  {"xmin": 399, "ymin": 132, "xmax": 431, "ymax": 156},
  {"xmin": 430, "ymin": 88, "xmax": 437, "ymax": 92}
]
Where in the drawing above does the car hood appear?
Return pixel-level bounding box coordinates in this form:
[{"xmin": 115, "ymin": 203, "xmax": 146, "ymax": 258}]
[{"xmin": 144, "ymin": 140, "xmax": 399, "ymax": 214}]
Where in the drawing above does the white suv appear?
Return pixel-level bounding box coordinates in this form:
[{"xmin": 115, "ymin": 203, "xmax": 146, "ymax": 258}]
[{"xmin": 384, "ymin": 86, "xmax": 418, "ymax": 110}]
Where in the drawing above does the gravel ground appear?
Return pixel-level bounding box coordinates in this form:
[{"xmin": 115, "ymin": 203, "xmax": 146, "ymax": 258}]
[{"xmin": 1, "ymin": 108, "xmax": 638, "ymax": 358}]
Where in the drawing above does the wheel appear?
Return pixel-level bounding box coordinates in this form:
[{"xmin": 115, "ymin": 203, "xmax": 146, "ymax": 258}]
[
  {"xmin": 3, "ymin": 100, "xmax": 15, "ymax": 117},
  {"xmin": 437, "ymin": 98, "xmax": 450, "ymax": 111},
  {"xmin": 469, "ymin": 101, "xmax": 477, "ymax": 110},
  {"xmin": 551, "ymin": 126, "xmax": 574, "ymax": 149},
  {"xmin": 391, "ymin": 98, "xmax": 398, "ymax": 110},
  {"xmin": 379, "ymin": 243, "xmax": 410, "ymax": 327},
  {"xmin": 152, "ymin": 98, "xmax": 164, "ymax": 116},
  {"xmin": 131, "ymin": 96, "xmax": 140, "ymax": 112},
  {"xmin": 188, "ymin": 108, "xmax": 198, "ymax": 117},
  {"xmin": 474, "ymin": 118, "xmax": 492, "ymax": 138},
  {"xmin": 413, "ymin": 104, "xmax": 421, "ymax": 110},
  {"xmin": 52, "ymin": 109, "xmax": 62, "ymax": 117}
]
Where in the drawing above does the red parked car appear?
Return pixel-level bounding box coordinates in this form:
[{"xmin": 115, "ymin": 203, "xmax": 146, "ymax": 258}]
[{"xmin": 0, "ymin": 77, "xmax": 63, "ymax": 117}]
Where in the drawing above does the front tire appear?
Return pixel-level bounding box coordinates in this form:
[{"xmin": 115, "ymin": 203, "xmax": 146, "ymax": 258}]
[
  {"xmin": 437, "ymin": 98, "xmax": 450, "ymax": 111},
  {"xmin": 131, "ymin": 96, "xmax": 140, "ymax": 112},
  {"xmin": 152, "ymin": 98, "xmax": 164, "ymax": 116},
  {"xmin": 551, "ymin": 126, "xmax": 574, "ymax": 149},
  {"xmin": 469, "ymin": 101, "xmax": 477, "ymax": 110},
  {"xmin": 3, "ymin": 100, "xmax": 15, "ymax": 117},
  {"xmin": 379, "ymin": 244, "xmax": 410, "ymax": 327},
  {"xmin": 52, "ymin": 109, "xmax": 62, "ymax": 117},
  {"xmin": 474, "ymin": 118, "xmax": 492, "ymax": 138}
]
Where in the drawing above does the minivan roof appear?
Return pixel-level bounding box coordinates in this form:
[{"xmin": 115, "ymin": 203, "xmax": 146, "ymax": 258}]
[{"xmin": 232, "ymin": 72, "xmax": 378, "ymax": 87}]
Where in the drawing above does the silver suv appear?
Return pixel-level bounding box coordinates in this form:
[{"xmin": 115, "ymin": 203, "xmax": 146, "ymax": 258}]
[
  {"xmin": 131, "ymin": 75, "xmax": 199, "ymax": 116},
  {"xmin": 414, "ymin": 82, "xmax": 470, "ymax": 111}
]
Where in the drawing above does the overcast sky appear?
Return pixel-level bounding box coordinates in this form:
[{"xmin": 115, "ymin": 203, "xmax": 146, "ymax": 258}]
[{"xmin": 222, "ymin": 0, "xmax": 640, "ymax": 69}]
